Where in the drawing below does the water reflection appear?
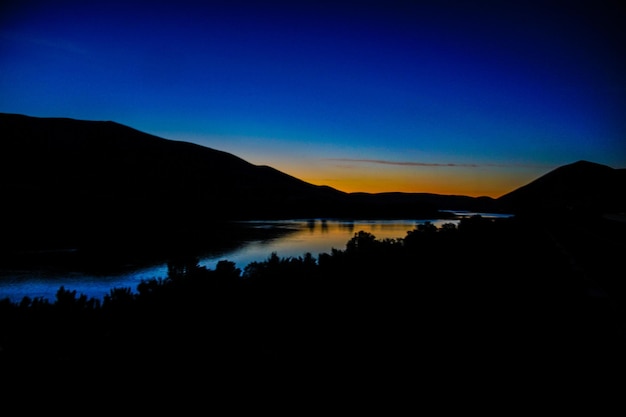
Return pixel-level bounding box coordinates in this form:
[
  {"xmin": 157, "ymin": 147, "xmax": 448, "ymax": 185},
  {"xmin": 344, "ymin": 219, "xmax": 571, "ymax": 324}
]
[
  {"xmin": 0, "ymin": 218, "xmax": 469, "ymax": 303},
  {"xmin": 211, "ymin": 218, "xmax": 459, "ymax": 271}
]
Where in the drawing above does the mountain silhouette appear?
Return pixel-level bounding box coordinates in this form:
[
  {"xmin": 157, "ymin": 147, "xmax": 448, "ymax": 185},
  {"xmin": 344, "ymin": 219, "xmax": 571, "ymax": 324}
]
[
  {"xmin": 1, "ymin": 113, "xmax": 346, "ymax": 215},
  {"xmin": 498, "ymin": 160, "xmax": 626, "ymax": 216},
  {"xmin": 0, "ymin": 113, "xmax": 460, "ymax": 250},
  {"xmin": 3, "ymin": 113, "xmax": 621, "ymax": 251},
  {"xmin": 0, "ymin": 113, "xmax": 346, "ymax": 250}
]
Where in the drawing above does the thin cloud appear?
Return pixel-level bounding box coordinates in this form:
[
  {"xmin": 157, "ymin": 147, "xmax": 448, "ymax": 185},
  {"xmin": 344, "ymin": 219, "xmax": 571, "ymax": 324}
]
[
  {"xmin": 324, "ymin": 158, "xmax": 548, "ymax": 169},
  {"xmin": 325, "ymin": 158, "xmax": 480, "ymax": 167}
]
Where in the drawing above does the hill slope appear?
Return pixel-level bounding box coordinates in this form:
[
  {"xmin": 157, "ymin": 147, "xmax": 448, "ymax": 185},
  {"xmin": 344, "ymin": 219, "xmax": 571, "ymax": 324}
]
[
  {"xmin": 0, "ymin": 113, "xmax": 355, "ymax": 249},
  {"xmin": 0, "ymin": 112, "xmax": 346, "ymax": 214},
  {"xmin": 498, "ymin": 160, "xmax": 626, "ymax": 215},
  {"xmin": 1, "ymin": 113, "xmax": 445, "ymax": 249},
  {"xmin": 7, "ymin": 113, "xmax": 623, "ymax": 251}
]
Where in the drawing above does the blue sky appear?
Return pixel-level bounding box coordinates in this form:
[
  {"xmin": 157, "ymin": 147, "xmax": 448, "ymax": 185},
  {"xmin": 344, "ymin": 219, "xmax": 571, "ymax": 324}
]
[{"xmin": 2, "ymin": 0, "xmax": 624, "ymax": 196}]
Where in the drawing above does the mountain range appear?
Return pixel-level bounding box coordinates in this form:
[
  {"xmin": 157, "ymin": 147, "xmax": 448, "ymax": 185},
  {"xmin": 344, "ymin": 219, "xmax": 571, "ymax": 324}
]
[{"xmin": 1, "ymin": 112, "xmax": 624, "ymax": 250}]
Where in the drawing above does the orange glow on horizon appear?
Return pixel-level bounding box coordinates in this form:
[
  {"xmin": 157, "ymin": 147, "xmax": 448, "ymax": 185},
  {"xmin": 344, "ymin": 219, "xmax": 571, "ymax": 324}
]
[
  {"xmin": 182, "ymin": 133, "xmax": 551, "ymax": 199},
  {"xmin": 186, "ymin": 137, "xmax": 544, "ymax": 199},
  {"xmin": 290, "ymin": 166, "xmax": 533, "ymax": 198},
  {"xmin": 301, "ymin": 177, "xmax": 516, "ymax": 198}
]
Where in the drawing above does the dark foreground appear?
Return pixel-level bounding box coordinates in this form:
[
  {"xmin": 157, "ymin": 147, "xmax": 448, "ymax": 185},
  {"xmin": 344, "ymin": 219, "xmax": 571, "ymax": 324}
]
[{"xmin": 1, "ymin": 215, "xmax": 625, "ymax": 408}]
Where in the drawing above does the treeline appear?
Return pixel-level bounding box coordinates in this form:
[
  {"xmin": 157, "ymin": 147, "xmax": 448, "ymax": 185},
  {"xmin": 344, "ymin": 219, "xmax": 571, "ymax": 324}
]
[{"xmin": 1, "ymin": 216, "xmax": 624, "ymax": 384}]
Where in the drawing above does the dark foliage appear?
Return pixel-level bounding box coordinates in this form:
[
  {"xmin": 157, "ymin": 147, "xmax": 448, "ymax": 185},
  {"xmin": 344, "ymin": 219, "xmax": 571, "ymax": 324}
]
[{"xmin": 1, "ymin": 215, "xmax": 624, "ymax": 401}]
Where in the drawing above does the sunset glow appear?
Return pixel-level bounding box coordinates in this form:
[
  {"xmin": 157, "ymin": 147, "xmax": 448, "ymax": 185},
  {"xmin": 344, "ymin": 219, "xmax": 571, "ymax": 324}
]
[{"xmin": 1, "ymin": 0, "xmax": 624, "ymax": 197}]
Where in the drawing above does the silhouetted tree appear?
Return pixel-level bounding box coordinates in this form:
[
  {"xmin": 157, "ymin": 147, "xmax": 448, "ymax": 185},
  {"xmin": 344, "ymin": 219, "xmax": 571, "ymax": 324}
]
[
  {"xmin": 346, "ymin": 231, "xmax": 378, "ymax": 253},
  {"xmin": 103, "ymin": 287, "xmax": 134, "ymax": 309},
  {"xmin": 1, "ymin": 215, "xmax": 625, "ymax": 386},
  {"xmin": 417, "ymin": 221, "xmax": 437, "ymax": 233},
  {"xmin": 215, "ymin": 260, "xmax": 241, "ymax": 278}
]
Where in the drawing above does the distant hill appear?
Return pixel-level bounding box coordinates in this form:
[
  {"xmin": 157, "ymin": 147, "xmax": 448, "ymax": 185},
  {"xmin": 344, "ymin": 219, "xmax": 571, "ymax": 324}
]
[
  {"xmin": 0, "ymin": 113, "xmax": 341, "ymax": 249},
  {"xmin": 6, "ymin": 112, "xmax": 621, "ymax": 251},
  {"xmin": 2, "ymin": 113, "xmax": 493, "ymax": 250},
  {"xmin": 497, "ymin": 160, "xmax": 626, "ymax": 216},
  {"xmin": 0, "ymin": 112, "xmax": 348, "ymax": 214}
]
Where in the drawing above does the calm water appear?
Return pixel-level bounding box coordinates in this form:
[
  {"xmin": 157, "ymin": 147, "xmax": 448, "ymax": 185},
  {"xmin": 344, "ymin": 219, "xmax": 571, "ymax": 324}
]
[{"xmin": 0, "ymin": 214, "xmax": 511, "ymax": 303}]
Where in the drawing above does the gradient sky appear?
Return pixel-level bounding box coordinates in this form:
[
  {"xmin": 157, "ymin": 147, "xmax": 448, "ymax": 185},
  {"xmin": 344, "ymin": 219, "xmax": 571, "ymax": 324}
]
[{"xmin": 2, "ymin": 0, "xmax": 625, "ymax": 197}]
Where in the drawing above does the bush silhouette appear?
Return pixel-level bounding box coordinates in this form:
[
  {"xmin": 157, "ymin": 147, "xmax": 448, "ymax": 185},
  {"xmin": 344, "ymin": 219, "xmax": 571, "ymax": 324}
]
[{"xmin": 1, "ymin": 215, "xmax": 625, "ymax": 387}]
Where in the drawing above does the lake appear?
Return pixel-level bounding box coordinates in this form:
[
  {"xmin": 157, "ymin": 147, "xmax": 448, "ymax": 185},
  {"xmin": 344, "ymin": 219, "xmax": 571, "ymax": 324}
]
[{"xmin": 0, "ymin": 213, "xmax": 511, "ymax": 303}]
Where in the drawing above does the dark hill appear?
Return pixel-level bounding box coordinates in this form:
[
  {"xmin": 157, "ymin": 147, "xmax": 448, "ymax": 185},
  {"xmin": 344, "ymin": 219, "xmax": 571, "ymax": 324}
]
[
  {"xmin": 4, "ymin": 113, "xmax": 622, "ymax": 252},
  {"xmin": 1, "ymin": 113, "xmax": 459, "ymax": 250},
  {"xmin": 0, "ymin": 113, "xmax": 345, "ymax": 214},
  {"xmin": 1, "ymin": 113, "xmax": 502, "ymax": 227},
  {"xmin": 0, "ymin": 113, "xmax": 350, "ymax": 249},
  {"xmin": 348, "ymin": 191, "xmax": 500, "ymax": 213},
  {"xmin": 497, "ymin": 160, "xmax": 626, "ymax": 216}
]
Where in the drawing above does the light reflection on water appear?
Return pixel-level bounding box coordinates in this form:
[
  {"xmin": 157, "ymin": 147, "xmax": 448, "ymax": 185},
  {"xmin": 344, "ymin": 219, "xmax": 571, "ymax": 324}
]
[
  {"xmin": 218, "ymin": 218, "xmax": 457, "ymax": 271},
  {"xmin": 0, "ymin": 216, "xmax": 500, "ymax": 303}
]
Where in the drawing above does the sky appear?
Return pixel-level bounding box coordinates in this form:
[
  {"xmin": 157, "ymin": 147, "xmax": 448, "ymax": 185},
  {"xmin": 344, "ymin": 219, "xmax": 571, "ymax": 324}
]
[{"xmin": 1, "ymin": 0, "xmax": 625, "ymax": 197}]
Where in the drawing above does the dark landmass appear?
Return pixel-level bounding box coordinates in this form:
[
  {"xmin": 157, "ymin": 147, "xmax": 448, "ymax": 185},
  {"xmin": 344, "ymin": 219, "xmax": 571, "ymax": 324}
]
[
  {"xmin": 1, "ymin": 113, "xmax": 625, "ymax": 405},
  {"xmin": 1, "ymin": 113, "xmax": 500, "ymax": 253},
  {"xmin": 4, "ymin": 112, "xmax": 623, "ymax": 256},
  {"xmin": 498, "ymin": 159, "xmax": 626, "ymax": 216},
  {"xmin": 0, "ymin": 216, "xmax": 624, "ymax": 405}
]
